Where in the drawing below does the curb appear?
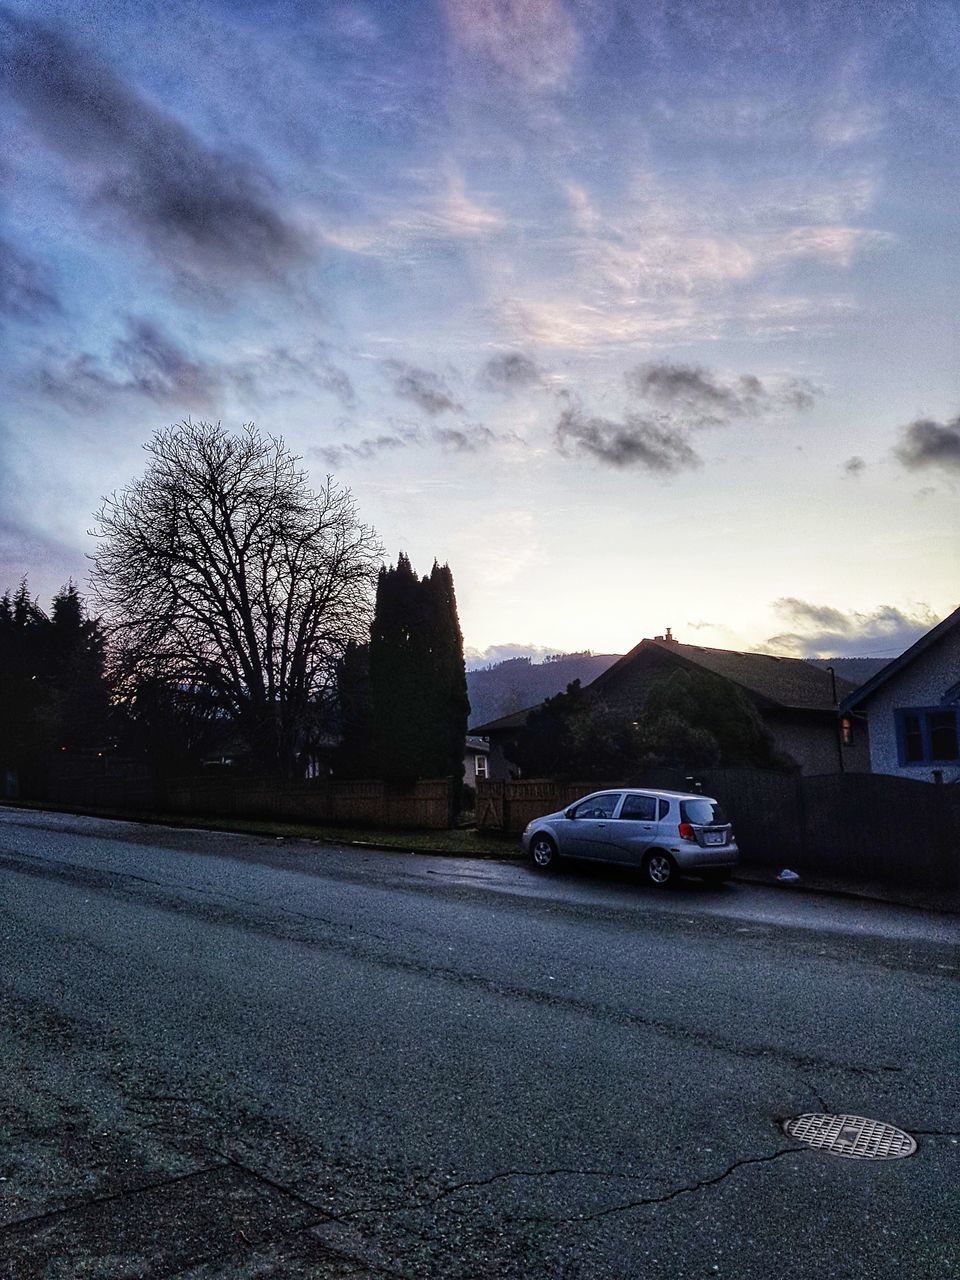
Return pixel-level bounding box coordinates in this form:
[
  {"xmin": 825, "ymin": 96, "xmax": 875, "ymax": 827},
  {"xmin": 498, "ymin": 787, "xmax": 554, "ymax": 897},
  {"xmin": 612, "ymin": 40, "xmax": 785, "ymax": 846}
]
[{"xmin": 3, "ymin": 802, "xmax": 955, "ymax": 914}]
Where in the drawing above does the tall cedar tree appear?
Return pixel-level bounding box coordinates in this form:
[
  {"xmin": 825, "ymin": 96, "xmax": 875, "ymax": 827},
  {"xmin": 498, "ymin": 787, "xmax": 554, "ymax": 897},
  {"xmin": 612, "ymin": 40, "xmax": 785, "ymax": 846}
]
[
  {"xmin": 368, "ymin": 554, "xmax": 469, "ymax": 787},
  {"xmin": 0, "ymin": 580, "xmax": 109, "ymax": 787}
]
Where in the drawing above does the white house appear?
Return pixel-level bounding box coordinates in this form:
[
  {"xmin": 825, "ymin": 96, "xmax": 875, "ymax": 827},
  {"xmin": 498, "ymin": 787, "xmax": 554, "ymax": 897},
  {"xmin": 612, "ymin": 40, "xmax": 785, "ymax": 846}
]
[{"xmin": 840, "ymin": 605, "xmax": 960, "ymax": 782}]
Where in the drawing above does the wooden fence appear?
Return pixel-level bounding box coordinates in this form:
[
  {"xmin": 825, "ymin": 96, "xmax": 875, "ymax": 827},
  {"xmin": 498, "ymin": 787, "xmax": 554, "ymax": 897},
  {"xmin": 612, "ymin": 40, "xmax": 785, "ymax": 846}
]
[
  {"xmin": 476, "ymin": 768, "xmax": 960, "ymax": 890},
  {"xmin": 34, "ymin": 756, "xmax": 455, "ymax": 830}
]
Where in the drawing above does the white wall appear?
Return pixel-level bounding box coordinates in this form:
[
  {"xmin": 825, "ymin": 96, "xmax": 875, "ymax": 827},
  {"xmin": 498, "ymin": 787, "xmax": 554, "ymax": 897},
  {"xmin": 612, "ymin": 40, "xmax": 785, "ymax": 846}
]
[{"xmin": 863, "ymin": 629, "xmax": 960, "ymax": 781}]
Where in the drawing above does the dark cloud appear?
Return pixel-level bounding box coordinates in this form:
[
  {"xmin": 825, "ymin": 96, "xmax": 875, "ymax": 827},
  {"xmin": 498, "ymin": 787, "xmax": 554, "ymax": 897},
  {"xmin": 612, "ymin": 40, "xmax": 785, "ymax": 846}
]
[
  {"xmin": 434, "ymin": 426, "xmax": 496, "ymax": 452},
  {"xmin": 767, "ymin": 597, "xmax": 939, "ymax": 658},
  {"xmin": 34, "ymin": 316, "xmax": 222, "ymax": 409},
  {"xmin": 626, "ymin": 362, "xmax": 819, "ymax": 424},
  {"xmin": 842, "ymin": 455, "xmax": 866, "ymax": 476},
  {"xmin": 480, "ymin": 351, "xmax": 542, "ymax": 392},
  {"xmin": 315, "ymin": 428, "xmax": 422, "ymax": 469},
  {"xmin": 2, "ymin": 11, "xmax": 309, "ymax": 287},
  {"xmin": 383, "ymin": 360, "xmax": 463, "ymax": 415},
  {"xmin": 33, "ymin": 319, "xmax": 356, "ymax": 412},
  {"xmin": 893, "ymin": 416, "xmax": 960, "ymax": 474},
  {"xmin": 555, "ymin": 406, "xmax": 700, "ymax": 473},
  {"xmin": 0, "ymin": 235, "xmax": 60, "ymax": 321}
]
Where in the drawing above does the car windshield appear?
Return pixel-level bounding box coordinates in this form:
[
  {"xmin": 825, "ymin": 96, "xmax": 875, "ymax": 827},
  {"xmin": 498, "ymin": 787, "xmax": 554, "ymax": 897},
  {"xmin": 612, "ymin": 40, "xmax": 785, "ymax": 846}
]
[{"xmin": 680, "ymin": 798, "xmax": 727, "ymax": 825}]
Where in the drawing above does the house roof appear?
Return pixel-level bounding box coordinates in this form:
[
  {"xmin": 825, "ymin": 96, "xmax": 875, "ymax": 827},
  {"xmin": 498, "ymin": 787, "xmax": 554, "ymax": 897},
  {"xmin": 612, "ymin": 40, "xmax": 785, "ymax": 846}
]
[
  {"xmin": 469, "ymin": 706, "xmax": 537, "ymax": 735},
  {"xmin": 589, "ymin": 638, "xmax": 857, "ymax": 712},
  {"xmin": 838, "ymin": 604, "xmax": 960, "ymax": 713}
]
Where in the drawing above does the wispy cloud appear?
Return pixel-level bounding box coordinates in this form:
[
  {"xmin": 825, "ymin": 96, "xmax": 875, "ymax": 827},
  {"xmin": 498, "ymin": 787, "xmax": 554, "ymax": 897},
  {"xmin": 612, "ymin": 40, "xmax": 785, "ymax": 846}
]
[
  {"xmin": 32, "ymin": 317, "xmax": 356, "ymax": 412},
  {"xmin": 0, "ymin": 236, "xmax": 60, "ymax": 322},
  {"xmin": 2, "ymin": 10, "xmax": 310, "ymax": 289},
  {"xmin": 34, "ymin": 317, "xmax": 221, "ymax": 410},
  {"xmin": 316, "ymin": 421, "xmax": 502, "ymax": 467},
  {"xmin": 767, "ymin": 598, "xmax": 939, "ymax": 657},
  {"xmin": 893, "ymin": 415, "xmax": 960, "ymax": 474},
  {"xmin": 382, "ymin": 359, "xmax": 463, "ymax": 415},
  {"xmin": 315, "ymin": 428, "xmax": 422, "ymax": 469},
  {"xmin": 445, "ymin": 0, "xmax": 579, "ymax": 92}
]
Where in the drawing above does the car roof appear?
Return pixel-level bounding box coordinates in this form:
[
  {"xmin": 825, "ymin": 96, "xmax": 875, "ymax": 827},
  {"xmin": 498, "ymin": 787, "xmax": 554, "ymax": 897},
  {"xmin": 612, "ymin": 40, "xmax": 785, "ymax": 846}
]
[{"xmin": 585, "ymin": 788, "xmax": 716, "ymax": 802}]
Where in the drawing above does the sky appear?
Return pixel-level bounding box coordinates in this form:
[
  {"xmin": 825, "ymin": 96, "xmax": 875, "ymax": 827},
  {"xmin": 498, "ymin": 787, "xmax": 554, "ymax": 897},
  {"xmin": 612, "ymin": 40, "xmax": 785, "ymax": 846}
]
[{"xmin": 2, "ymin": 0, "xmax": 959, "ymax": 665}]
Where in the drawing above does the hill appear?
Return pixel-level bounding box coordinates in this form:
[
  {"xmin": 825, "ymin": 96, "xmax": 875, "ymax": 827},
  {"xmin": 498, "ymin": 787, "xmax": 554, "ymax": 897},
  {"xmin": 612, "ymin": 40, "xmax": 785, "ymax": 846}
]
[{"xmin": 467, "ymin": 652, "xmax": 621, "ymax": 729}]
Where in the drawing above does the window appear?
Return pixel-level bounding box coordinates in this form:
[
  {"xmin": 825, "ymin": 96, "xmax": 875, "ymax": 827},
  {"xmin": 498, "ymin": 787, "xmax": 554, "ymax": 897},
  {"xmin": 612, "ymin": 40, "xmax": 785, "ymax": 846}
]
[
  {"xmin": 680, "ymin": 798, "xmax": 728, "ymax": 825},
  {"xmin": 573, "ymin": 793, "xmax": 621, "ymax": 819},
  {"xmin": 474, "ymin": 753, "xmax": 488, "ymax": 779},
  {"xmin": 619, "ymin": 793, "xmax": 657, "ymax": 821},
  {"xmin": 895, "ymin": 708, "xmax": 960, "ymax": 765}
]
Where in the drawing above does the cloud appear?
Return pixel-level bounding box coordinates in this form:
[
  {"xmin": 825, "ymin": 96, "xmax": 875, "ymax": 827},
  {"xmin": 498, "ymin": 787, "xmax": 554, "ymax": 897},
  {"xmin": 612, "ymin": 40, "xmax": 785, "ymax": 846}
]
[
  {"xmin": 32, "ymin": 319, "xmax": 357, "ymax": 412},
  {"xmin": 555, "ymin": 405, "xmax": 701, "ymax": 473},
  {"xmin": 434, "ymin": 425, "xmax": 497, "ymax": 452},
  {"xmin": 231, "ymin": 342, "xmax": 356, "ymax": 409},
  {"xmin": 315, "ymin": 422, "xmax": 501, "ymax": 467},
  {"xmin": 893, "ymin": 415, "xmax": 960, "ymax": 474},
  {"xmin": 479, "ymin": 351, "xmax": 543, "ymax": 392},
  {"xmin": 382, "ymin": 360, "xmax": 463, "ymax": 415},
  {"xmin": 2, "ymin": 11, "xmax": 309, "ymax": 288},
  {"xmin": 842, "ymin": 455, "xmax": 866, "ymax": 477},
  {"xmin": 316, "ymin": 428, "xmax": 422, "ymax": 469},
  {"xmin": 767, "ymin": 598, "xmax": 940, "ymax": 658},
  {"xmin": 626, "ymin": 362, "xmax": 820, "ymax": 424},
  {"xmin": 445, "ymin": 0, "xmax": 579, "ymax": 91},
  {"xmin": 0, "ymin": 236, "xmax": 60, "ymax": 321},
  {"xmin": 465, "ymin": 642, "xmax": 568, "ymax": 669},
  {"xmin": 34, "ymin": 316, "xmax": 222, "ymax": 409}
]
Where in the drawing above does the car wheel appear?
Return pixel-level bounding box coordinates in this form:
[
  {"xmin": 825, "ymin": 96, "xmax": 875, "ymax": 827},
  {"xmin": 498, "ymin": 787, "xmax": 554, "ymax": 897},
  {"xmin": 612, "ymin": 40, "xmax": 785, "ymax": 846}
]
[
  {"xmin": 529, "ymin": 834, "xmax": 559, "ymax": 871},
  {"xmin": 644, "ymin": 850, "xmax": 678, "ymax": 888}
]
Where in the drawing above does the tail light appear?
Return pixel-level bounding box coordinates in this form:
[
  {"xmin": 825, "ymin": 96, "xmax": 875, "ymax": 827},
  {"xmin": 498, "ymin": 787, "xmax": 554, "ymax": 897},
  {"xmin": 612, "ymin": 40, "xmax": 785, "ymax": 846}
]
[{"xmin": 678, "ymin": 822, "xmax": 697, "ymax": 841}]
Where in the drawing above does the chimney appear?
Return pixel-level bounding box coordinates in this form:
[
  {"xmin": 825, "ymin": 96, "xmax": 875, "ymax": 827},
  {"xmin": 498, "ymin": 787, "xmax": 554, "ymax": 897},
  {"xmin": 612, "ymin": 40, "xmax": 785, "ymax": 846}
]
[{"xmin": 654, "ymin": 627, "xmax": 676, "ymax": 642}]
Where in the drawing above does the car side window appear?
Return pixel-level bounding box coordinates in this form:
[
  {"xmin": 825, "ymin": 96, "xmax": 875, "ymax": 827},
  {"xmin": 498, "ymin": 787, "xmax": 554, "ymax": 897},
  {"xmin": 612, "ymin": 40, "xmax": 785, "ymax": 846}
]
[
  {"xmin": 658, "ymin": 798, "xmax": 669, "ymax": 820},
  {"xmin": 619, "ymin": 794, "xmax": 657, "ymax": 821},
  {"xmin": 573, "ymin": 793, "xmax": 621, "ymax": 819}
]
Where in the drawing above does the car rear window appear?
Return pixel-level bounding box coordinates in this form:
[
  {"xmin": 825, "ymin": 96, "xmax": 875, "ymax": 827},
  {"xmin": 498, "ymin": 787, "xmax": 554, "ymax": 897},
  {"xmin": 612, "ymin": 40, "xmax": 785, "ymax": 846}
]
[{"xmin": 680, "ymin": 798, "xmax": 727, "ymax": 825}]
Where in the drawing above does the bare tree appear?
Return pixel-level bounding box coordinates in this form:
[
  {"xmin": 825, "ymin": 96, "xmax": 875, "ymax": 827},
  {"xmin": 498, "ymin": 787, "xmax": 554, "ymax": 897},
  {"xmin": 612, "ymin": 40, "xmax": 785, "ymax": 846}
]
[{"xmin": 91, "ymin": 420, "xmax": 382, "ymax": 776}]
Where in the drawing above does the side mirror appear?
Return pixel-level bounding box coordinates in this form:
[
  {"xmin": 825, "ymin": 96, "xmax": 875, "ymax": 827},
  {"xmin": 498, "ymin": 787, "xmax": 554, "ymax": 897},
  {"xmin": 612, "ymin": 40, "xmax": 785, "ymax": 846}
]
[{"xmin": 564, "ymin": 807, "xmax": 576, "ymax": 819}]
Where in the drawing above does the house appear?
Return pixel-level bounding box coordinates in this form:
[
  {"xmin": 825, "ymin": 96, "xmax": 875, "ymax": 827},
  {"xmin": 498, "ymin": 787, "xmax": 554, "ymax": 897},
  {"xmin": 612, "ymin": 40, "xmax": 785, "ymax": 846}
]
[
  {"xmin": 839, "ymin": 604, "xmax": 960, "ymax": 782},
  {"xmin": 463, "ymin": 735, "xmax": 490, "ymax": 787},
  {"xmin": 472, "ymin": 633, "xmax": 868, "ymax": 776}
]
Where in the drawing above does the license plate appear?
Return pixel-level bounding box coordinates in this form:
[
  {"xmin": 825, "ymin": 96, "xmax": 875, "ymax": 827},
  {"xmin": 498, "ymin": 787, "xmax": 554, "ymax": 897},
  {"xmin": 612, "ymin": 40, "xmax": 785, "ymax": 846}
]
[{"xmin": 704, "ymin": 832, "xmax": 724, "ymax": 845}]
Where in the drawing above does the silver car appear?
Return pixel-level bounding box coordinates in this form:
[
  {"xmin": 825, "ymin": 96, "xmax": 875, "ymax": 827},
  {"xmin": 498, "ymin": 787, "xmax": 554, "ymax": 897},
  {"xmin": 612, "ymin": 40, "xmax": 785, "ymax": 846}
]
[{"xmin": 521, "ymin": 788, "xmax": 739, "ymax": 888}]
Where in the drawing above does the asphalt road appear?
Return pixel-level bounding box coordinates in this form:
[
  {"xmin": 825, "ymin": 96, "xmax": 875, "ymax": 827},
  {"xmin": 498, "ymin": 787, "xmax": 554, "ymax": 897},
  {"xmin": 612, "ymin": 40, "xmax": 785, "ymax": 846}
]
[{"xmin": 0, "ymin": 807, "xmax": 957, "ymax": 1280}]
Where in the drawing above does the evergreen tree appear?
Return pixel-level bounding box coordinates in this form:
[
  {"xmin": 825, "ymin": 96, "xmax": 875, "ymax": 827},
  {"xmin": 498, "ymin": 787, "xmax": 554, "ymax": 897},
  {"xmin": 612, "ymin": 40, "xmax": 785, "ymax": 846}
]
[
  {"xmin": 367, "ymin": 553, "xmax": 469, "ymax": 790},
  {"xmin": 333, "ymin": 639, "xmax": 374, "ymax": 778},
  {"xmin": 0, "ymin": 578, "xmax": 109, "ymax": 787}
]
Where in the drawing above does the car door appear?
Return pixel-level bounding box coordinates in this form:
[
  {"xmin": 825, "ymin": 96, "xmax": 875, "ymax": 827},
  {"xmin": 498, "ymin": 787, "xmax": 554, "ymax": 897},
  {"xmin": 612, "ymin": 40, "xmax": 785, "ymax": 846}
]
[
  {"xmin": 563, "ymin": 792, "xmax": 623, "ymax": 860},
  {"xmin": 607, "ymin": 792, "xmax": 660, "ymax": 865}
]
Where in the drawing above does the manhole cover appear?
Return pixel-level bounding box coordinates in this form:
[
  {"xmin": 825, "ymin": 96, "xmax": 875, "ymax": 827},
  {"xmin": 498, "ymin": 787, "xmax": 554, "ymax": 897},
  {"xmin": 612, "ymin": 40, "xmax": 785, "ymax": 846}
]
[{"xmin": 783, "ymin": 1113, "xmax": 917, "ymax": 1160}]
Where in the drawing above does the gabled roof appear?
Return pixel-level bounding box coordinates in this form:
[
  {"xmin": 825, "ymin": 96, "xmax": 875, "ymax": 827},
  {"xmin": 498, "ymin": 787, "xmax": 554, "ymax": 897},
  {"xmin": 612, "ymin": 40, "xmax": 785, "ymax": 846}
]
[
  {"xmin": 589, "ymin": 638, "xmax": 856, "ymax": 712},
  {"xmin": 839, "ymin": 604, "xmax": 960, "ymax": 713},
  {"xmin": 469, "ymin": 706, "xmax": 537, "ymax": 735}
]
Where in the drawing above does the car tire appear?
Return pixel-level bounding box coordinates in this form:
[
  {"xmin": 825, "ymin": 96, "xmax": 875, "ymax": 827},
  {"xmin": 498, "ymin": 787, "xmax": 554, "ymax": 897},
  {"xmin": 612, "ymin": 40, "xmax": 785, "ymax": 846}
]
[
  {"xmin": 529, "ymin": 833, "xmax": 559, "ymax": 871},
  {"xmin": 643, "ymin": 850, "xmax": 678, "ymax": 888}
]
